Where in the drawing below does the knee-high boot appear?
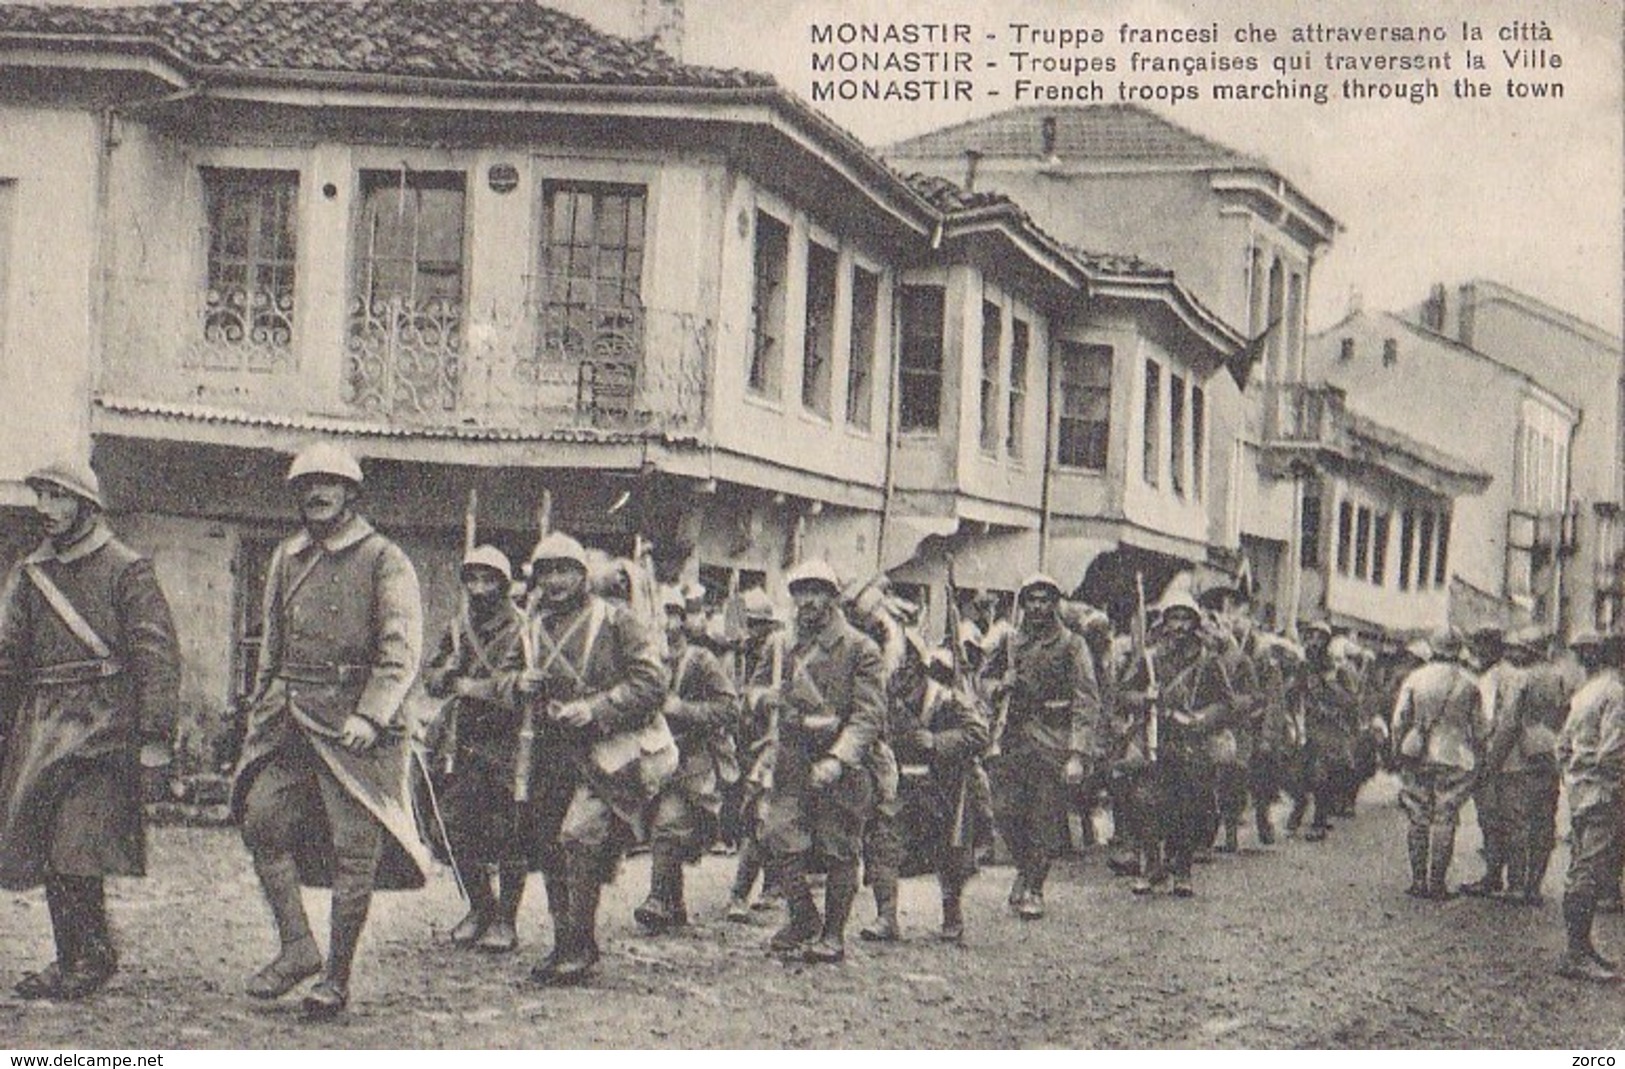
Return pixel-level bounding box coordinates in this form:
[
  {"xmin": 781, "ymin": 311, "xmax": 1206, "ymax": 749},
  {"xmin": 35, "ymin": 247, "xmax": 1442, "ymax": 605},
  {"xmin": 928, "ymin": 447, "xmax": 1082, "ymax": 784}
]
[
  {"xmin": 528, "ymin": 864, "xmax": 571, "ymax": 980},
  {"xmin": 805, "ymin": 861, "xmax": 858, "ymax": 963},
  {"xmin": 1426, "ymin": 826, "xmax": 1457, "ymax": 900},
  {"xmin": 636, "ymin": 842, "xmax": 687, "ymax": 932},
  {"xmin": 545, "ymin": 845, "xmax": 607, "ymax": 986},
  {"xmin": 476, "ymin": 864, "xmax": 526, "ymax": 953},
  {"xmin": 859, "ymin": 867, "xmax": 900, "ymax": 942},
  {"xmin": 246, "ymin": 855, "xmax": 322, "ymax": 999},
  {"xmin": 1405, "ymin": 825, "xmax": 1430, "ymax": 896},
  {"xmin": 938, "ymin": 869, "xmax": 966, "ymax": 943},
  {"xmin": 451, "ymin": 863, "xmax": 495, "ymax": 946},
  {"xmin": 1558, "ymin": 894, "xmax": 1620, "ymax": 980},
  {"xmin": 301, "ymin": 891, "xmax": 369, "ymax": 1020},
  {"xmin": 767, "ymin": 853, "xmax": 821, "ymax": 954},
  {"xmin": 52, "ymin": 878, "xmax": 116, "ymax": 1000}
]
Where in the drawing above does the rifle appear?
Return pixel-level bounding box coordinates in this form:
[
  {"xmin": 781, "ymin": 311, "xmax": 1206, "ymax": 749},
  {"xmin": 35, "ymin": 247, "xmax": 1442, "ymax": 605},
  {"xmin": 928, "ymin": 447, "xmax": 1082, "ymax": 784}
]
[
  {"xmin": 1135, "ymin": 571, "xmax": 1160, "ymax": 765},
  {"xmin": 513, "ymin": 490, "xmax": 551, "ymax": 803},
  {"xmin": 986, "ymin": 595, "xmax": 1022, "ymax": 760},
  {"xmin": 441, "ymin": 486, "xmax": 478, "ymax": 776}
]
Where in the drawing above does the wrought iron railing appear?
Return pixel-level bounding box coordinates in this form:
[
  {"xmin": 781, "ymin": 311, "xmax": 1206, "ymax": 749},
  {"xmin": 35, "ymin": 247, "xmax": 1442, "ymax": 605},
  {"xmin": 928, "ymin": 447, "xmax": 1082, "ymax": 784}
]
[
  {"xmin": 188, "ymin": 285, "xmax": 296, "ymax": 372},
  {"xmin": 344, "ymin": 294, "xmax": 463, "ymax": 419}
]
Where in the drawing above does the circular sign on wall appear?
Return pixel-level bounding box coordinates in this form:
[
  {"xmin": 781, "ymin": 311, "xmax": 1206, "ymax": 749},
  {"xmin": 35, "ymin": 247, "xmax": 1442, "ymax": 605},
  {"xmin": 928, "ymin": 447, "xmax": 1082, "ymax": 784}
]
[{"xmin": 488, "ymin": 163, "xmax": 520, "ymax": 194}]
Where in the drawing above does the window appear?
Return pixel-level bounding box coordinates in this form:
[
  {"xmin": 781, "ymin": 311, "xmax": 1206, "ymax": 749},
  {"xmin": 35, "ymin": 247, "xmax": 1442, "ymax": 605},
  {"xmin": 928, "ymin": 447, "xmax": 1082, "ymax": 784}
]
[
  {"xmin": 898, "ymin": 285, "xmax": 945, "ymax": 433},
  {"xmin": 1007, "ymin": 319, "xmax": 1029, "ymax": 459},
  {"xmin": 1336, "ymin": 500, "xmax": 1354, "ymax": 575},
  {"xmin": 1300, "ymin": 477, "xmax": 1322, "ymax": 568},
  {"xmin": 1354, "ymin": 505, "xmax": 1372, "ymax": 580},
  {"xmin": 1169, "ymin": 372, "xmax": 1186, "ymax": 495},
  {"xmin": 1143, "ymin": 359, "xmax": 1161, "ymax": 487},
  {"xmin": 1434, "ymin": 511, "xmax": 1450, "ymax": 587},
  {"xmin": 802, "ymin": 242, "xmax": 837, "ymax": 416},
  {"xmin": 1057, "ymin": 342, "xmax": 1110, "ymax": 471},
  {"xmin": 348, "ymin": 169, "xmax": 465, "ymax": 416},
  {"xmin": 1416, "ymin": 510, "xmax": 1436, "ymax": 589},
  {"xmin": 1191, "ymin": 384, "xmax": 1205, "ymax": 501},
  {"xmin": 1372, "ymin": 512, "xmax": 1391, "ymax": 586},
  {"xmin": 979, "ymin": 301, "xmax": 1002, "ymax": 454},
  {"xmin": 1399, "ymin": 509, "xmax": 1416, "ymax": 590},
  {"xmin": 749, "ymin": 212, "xmax": 789, "ymax": 399},
  {"xmin": 846, "ymin": 266, "xmax": 878, "ymax": 429},
  {"xmin": 539, "ymin": 183, "xmax": 647, "ymax": 417},
  {"xmin": 202, "ymin": 168, "xmax": 299, "ymax": 366}
]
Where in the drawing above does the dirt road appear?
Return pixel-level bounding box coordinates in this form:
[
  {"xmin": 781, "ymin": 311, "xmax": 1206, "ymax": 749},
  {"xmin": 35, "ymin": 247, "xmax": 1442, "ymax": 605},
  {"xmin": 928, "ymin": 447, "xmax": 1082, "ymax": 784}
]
[{"xmin": 3, "ymin": 776, "xmax": 1621, "ymax": 1049}]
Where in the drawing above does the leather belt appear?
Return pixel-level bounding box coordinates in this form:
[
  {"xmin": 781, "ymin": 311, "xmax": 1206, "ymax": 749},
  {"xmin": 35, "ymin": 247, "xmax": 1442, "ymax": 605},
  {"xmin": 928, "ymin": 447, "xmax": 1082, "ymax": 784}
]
[
  {"xmin": 278, "ymin": 662, "xmax": 370, "ymax": 686},
  {"xmin": 31, "ymin": 658, "xmax": 124, "ymax": 685}
]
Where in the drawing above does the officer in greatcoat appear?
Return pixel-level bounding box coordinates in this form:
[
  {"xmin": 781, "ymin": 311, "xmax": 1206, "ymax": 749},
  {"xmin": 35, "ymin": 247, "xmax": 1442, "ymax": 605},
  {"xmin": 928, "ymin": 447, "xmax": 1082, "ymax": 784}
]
[
  {"xmin": 1553, "ymin": 630, "xmax": 1625, "ymax": 982},
  {"xmin": 1461, "ymin": 626, "xmax": 1523, "ymax": 897},
  {"xmin": 233, "ymin": 442, "xmax": 429, "ymax": 1020},
  {"xmin": 1389, "ymin": 629, "xmax": 1481, "ymax": 900},
  {"xmin": 420, "ymin": 545, "xmax": 529, "ymax": 952},
  {"xmin": 636, "ymin": 588, "xmax": 738, "ymax": 932},
  {"xmin": 500, "ymin": 532, "xmax": 668, "ymax": 986},
  {"xmin": 988, "ymin": 574, "xmax": 1100, "ymax": 918},
  {"xmin": 0, "ymin": 460, "xmax": 181, "ymax": 1001},
  {"xmin": 754, "ymin": 559, "xmax": 885, "ymax": 964}
]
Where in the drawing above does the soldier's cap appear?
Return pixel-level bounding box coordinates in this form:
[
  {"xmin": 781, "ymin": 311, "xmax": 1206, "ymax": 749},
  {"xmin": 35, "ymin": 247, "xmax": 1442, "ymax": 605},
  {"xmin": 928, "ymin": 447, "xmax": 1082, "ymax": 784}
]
[
  {"xmin": 1428, "ymin": 628, "xmax": 1463, "ymax": 657},
  {"xmin": 1404, "ymin": 637, "xmax": 1434, "ymax": 661},
  {"xmin": 925, "ymin": 647, "xmax": 956, "ymax": 684},
  {"xmin": 1301, "ymin": 618, "xmax": 1334, "ymax": 637},
  {"xmin": 460, "ymin": 544, "xmax": 513, "ymax": 583},
  {"xmin": 287, "ymin": 441, "xmax": 363, "ymax": 486},
  {"xmin": 658, "ymin": 586, "xmax": 688, "ymax": 616},
  {"xmin": 740, "ymin": 587, "xmax": 778, "ymax": 623},
  {"xmin": 785, "ymin": 558, "xmax": 841, "ymax": 594},
  {"xmin": 528, "ymin": 532, "xmax": 589, "ymax": 572},
  {"xmin": 1508, "ymin": 625, "xmax": 1549, "ymax": 654},
  {"xmin": 1156, "ymin": 589, "xmax": 1203, "ymax": 623},
  {"xmin": 1019, "ymin": 573, "xmax": 1063, "ymax": 598},
  {"xmin": 25, "ymin": 459, "xmax": 104, "ymax": 510},
  {"xmin": 1568, "ymin": 630, "xmax": 1624, "ymax": 654}
]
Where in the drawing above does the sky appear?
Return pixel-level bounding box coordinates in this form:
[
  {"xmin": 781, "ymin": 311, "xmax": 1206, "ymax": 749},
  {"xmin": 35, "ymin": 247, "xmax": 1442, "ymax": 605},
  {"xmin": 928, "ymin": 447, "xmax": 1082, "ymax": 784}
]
[{"xmin": 555, "ymin": 0, "xmax": 1623, "ymax": 339}]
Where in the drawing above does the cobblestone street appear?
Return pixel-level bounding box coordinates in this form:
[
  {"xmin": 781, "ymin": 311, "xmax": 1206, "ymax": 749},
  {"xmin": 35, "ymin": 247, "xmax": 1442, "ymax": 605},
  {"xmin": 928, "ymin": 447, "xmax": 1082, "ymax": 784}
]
[{"xmin": 3, "ymin": 777, "xmax": 1621, "ymax": 1049}]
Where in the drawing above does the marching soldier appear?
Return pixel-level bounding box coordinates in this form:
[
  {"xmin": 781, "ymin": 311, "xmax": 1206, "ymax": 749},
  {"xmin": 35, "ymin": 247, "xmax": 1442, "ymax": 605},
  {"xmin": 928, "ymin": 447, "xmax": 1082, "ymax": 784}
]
[
  {"xmin": 1466, "ymin": 626, "xmax": 1552, "ymax": 903},
  {"xmin": 1201, "ymin": 586, "xmax": 1261, "ymax": 854},
  {"xmin": 1509, "ymin": 628, "xmax": 1576, "ymax": 904},
  {"xmin": 1553, "ymin": 630, "xmax": 1625, "ymax": 982},
  {"xmin": 1288, "ymin": 620, "xmax": 1361, "ymax": 841},
  {"xmin": 1461, "ymin": 626, "xmax": 1521, "ymax": 898},
  {"xmin": 1389, "ymin": 630, "xmax": 1481, "ymax": 900},
  {"xmin": 988, "ymin": 574, "xmax": 1100, "ymax": 918},
  {"xmin": 0, "ymin": 460, "xmax": 181, "ymax": 1001},
  {"xmin": 233, "ymin": 442, "xmax": 429, "ymax": 1020},
  {"xmin": 1117, "ymin": 591, "xmax": 1228, "ymax": 897},
  {"xmin": 501, "ymin": 532, "xmax": 669, "ymax": 986},
  {"xmin": 755, "ymin": 559, "xmax": 885, "ymax": 963},
  {"xmin": 637, "ymin": 589, "xmax": 739, "ymax": 932},
  {"xmin": 420, "ymin": 545, "xmax": 529, "ymax": 952},
  {"xmin": 726, "ymin": 588, "xmax": 785, "ymax": 920},
  {"xmin": 896, "ymin": 649, "xmax": 990, "ymax": 941}
]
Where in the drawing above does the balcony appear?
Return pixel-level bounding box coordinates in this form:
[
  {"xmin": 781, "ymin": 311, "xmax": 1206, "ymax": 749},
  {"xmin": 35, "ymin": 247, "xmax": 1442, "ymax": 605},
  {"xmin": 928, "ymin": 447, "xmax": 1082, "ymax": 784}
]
[
  {"xmin": 99, "ymin": 275, "xmax": 711, "ymax": 439},
  {"xmin": 1264, "ymin": 382, "xmax": 1348, "ymax": 448}
]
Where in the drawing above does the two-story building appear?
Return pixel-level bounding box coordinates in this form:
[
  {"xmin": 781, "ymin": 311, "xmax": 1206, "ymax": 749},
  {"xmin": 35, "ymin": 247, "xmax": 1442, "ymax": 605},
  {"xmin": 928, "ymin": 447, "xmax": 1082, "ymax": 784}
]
[{"xmin": 1308, "ymin": 309, "xmax": 1579, "ymax": 633}]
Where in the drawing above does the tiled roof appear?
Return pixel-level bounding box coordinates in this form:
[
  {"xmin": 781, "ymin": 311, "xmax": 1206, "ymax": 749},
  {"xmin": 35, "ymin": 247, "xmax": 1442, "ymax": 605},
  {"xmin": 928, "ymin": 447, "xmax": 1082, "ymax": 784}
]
[
  {"xmin": 900, "ymin": 171, "xmax": 1016, "ymax": 213},
  {"xmin": 0, "ymin": 0, "xmax": 773, "ymax": 88},
  {"xmin": 886, "ymin": 104, "xmax": 1257, "ymax": 167},
  {"xmin": 1063, "ymin": 244, "xmax": 1174, "ymax": 282}
]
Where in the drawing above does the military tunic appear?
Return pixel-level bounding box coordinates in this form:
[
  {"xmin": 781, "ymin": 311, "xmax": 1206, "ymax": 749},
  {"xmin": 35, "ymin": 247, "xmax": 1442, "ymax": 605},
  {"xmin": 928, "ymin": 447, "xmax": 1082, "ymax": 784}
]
[
  {"xmin": 648, "ymin": 639, "xmax": 739, "ymax": 858},
  {"xmin": 0, "ymin": 524, "xmax": 180, "ymax": 888},
  {"xmin": 1557, "ymin": 668, "xmax": 1625, "ymax": 904}
]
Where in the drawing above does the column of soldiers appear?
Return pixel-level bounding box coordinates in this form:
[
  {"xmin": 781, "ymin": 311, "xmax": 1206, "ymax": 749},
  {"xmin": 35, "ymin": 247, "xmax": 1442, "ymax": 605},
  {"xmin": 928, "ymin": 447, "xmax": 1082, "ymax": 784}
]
[{"xmin": 4, "ymin": 444, "xmax": 1625, "ymax": 1018}]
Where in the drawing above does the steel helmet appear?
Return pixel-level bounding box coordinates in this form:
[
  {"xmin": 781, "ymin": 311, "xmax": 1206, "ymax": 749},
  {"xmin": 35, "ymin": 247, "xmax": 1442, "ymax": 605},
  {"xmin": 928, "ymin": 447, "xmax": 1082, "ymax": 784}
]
[
  {"xmin": 287, "ymin": 441, "xmax": 363, "ymax": 486},
  {"xmin": 741, "ymin": 587, "xmax": 778, "ymax": 622},
  {"xmin": 658, "ymin": 585, "xmax": 688, "ymax": 616},
  {"xmin": 1428, "ymin": 627, "xmax": 1463, "ymax": 658},
  {"xmin": 1156, "ymin": 589, "xmax": 1203, "ymax": 624},
  {"xmin": 785, "ymin": 558, "xmax": 841, "ymax": 595},
  {"xmin": 460, "ymin": 544, "xmax": 513, "ymax": 583},
  {"xmin": 25, "ymin": 459, "xmax": 103, "ymax": 509},
  {"xmin": 1508, "ymin": 625, "xmax": 1549, "ymax": 655},
  {"xmin": 528, "ymin": 532, "xmax": 589, "ymax": 573},
  {"xmin": 1019, "ymin": 573, "xmax": 1063, "ymax": 598}
]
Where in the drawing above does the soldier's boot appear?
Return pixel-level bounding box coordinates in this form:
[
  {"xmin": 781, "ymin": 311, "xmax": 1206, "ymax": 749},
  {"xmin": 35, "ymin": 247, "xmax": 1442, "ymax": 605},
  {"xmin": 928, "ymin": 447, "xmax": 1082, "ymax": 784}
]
[
  {"xmin": 1255, "ymin": 802, "xmax": 1277, "ymax": 846},
  {"xmin": 727, "ymin": 838, "xmax": 762, "ymax": 921},
  {"xmin": 1285, "ymin": 796, "xmax": 1308, "ymax": 837},
  {"xmin": 546, "ymin": 848, "xmax": 606, "ymax": 987},
  {"xmin": 635, "ymin": 842, "xmax": 685, "ymax": 933},
  {"xmin": 938, "ymin": 873, "xmax": 966, "ymax": 944},
  {"xmin": 1131, "ymin": 843, "xmax": 1164, "ymax": 895},
  {"xmin": 1006, "ymin": 869, "xmax": 1029, "ymax": 911},
  {"xmin": 1557, "ymin": 895, "xmax": 1621, "ymax": 982},
  {"xmin": 1017, "ymin": 859, "xmax": 1048, "ymax": 919},
  {"xmin": 768, "ymin": 856, "xmax": 821, "ymax": 955},
  {"xmin": 1217, "ymin": 817, "xmax": 1240, "ymax": 855},
  {"xmin": 302, "ymin": 893, "xmax": 368, "ymax": 1021},
  {"xmin": 1459, "ymin": 861, "xmax": 1504, "ymax": 898},
  {"xmin": 804, "ymin": 863, "xmax": 858, "ymax": 964},
  {"xmin": 1425, "ymin": 827, "xmax": 1458, "ymax": 900},
  {"xmin": 859, "ymin": 869, "xmax": 901, "ymax": 942},
  {"xmin": 56, "ymin": 878, "xmax": 117, "ymax": 1001},
  {"xmin": 1405, "ymin": 826, "xmax": 1431, "ymax": 897},
  {"xmin": 527, "ymin": 868, "xmax": 572, "ymax": 983},
  {"xmin": 16, "ymin": 877, "xmax": 82, "ymax": 1000},
  {"xmin": 476, "ymin": 865, "xmax": 525, "ymax": 953},
  {"xmin": 1522, "ymin": 853, "xmax": 1553, "ymax": 905},
  {"xmin": 246, "ymin": 855, "xmax": 323, "ymax": 999},
  {"xmin": 451, "ymin": 865, "xmax": 495, "ymax": 947}
]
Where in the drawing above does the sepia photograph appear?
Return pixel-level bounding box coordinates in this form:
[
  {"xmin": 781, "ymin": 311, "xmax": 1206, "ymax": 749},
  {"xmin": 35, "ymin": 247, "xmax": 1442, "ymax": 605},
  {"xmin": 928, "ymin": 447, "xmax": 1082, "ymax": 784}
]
[{"xmin": 0, "ymin": 0, "xmax": 1620, "ymax": 1051}]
